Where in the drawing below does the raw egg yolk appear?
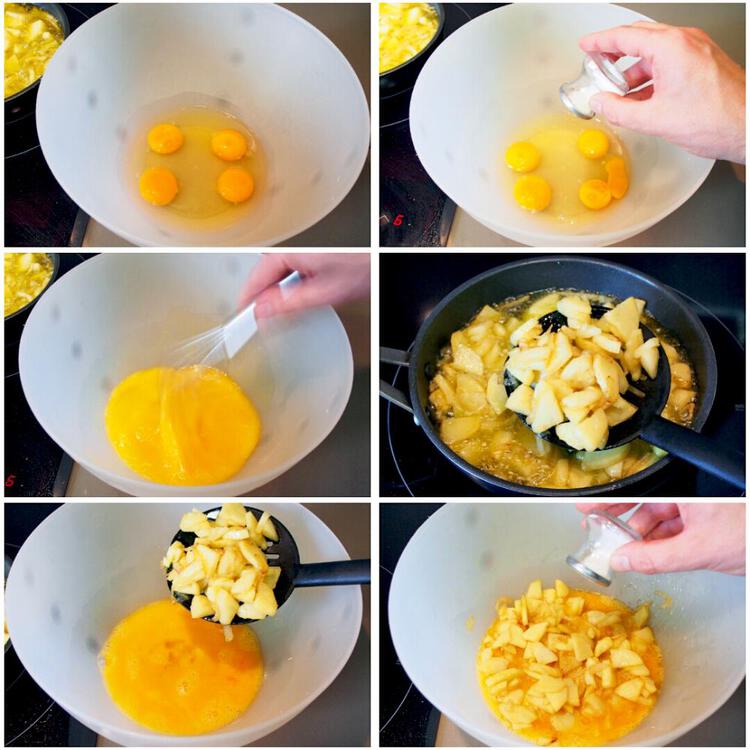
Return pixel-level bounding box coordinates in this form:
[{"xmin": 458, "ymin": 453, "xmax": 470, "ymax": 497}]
[
  {"xmin": 577, "ymin": 129, "xmax": 610, "ymax": 160},
  {"xmin": 139, "ymin": 167, "xmax": 178, "ymax": 206},
  {"xmin": 105, "ymin": 365, "xmax": 261, "ymax": 485},
  {"xmin": 513, "ymin": 175, "xmax": 552, "ymax": 212},
  {"xmin": 579, "ymin": 179, "xmax": 612, "ymax": 210},
  {"xmin": 505, "ymin": 141, "xmax": 541, "ymax": 173},
  {"xmin": 100, "ymin": 600, "xmax": 264, "ymax": 735},
  {"xmin": 211, "ymin": 129, "xmax": 248, "ymax": 161},
  {"xmin": 147, "ymin": 123, "xmax": 184, "ymax": 155},
  {"xmin": 606, "ymin": 156, "xmax": 629, "ymax": 199},
  {"xmin": 217, "ymin": 167, "xmax": 254, "ymax": 204}
]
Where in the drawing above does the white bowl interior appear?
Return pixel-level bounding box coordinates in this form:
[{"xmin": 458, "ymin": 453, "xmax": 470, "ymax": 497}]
[
  {"xmin": 19, "ymin": 254, "xmax": 353, "ymax": 496},
  {"xmin": 36, "ymin": 4, "xmax": 369, "ymax": 246},
  {"xmin": 410, "ymin": 4, "xmax": 714, "ymax": 246},
  {"xmin": 5, "ymin": 503, "xmax": 363, "ymax": 747},
  {"xmin": 389, "ymin": 504, "xmax": 745, "ymax": 746}
]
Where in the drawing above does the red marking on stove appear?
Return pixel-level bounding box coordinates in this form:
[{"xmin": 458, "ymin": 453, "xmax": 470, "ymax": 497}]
[
  {"xmin": 393, "ymin": 213, "xmax": 405, "ymax": 227},
  {"xmin": 5, "ymin": 474, "xmax": 16, "ymax": 488}
]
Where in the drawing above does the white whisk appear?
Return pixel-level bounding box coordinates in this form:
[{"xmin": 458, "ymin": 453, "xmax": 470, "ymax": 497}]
[{"xmin": 169, "ymin": 271, "xmax": 301, "ymax": 370}]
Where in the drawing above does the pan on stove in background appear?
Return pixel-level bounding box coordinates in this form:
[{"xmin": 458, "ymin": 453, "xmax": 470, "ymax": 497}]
[{"xmin": 380, "ymin": 256, "xmax": 738, "ymax": 496}]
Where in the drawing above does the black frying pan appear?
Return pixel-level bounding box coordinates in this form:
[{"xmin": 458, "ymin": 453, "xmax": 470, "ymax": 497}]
[{"xmin": 381, "ymin": 256, "xmax": 742, "ymax": 496}]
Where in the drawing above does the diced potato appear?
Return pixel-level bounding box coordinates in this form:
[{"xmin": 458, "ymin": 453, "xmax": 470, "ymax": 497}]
[
  {"xmin": 531, "ymin": 381, "xmax": 565, "ymax": 434},
  {"xmin": 547, "ymin": 688, "xmax": 568, "ymax": 713},
  {"xmin": 593, "ymin": 354, "xmax": 620, "ymax": 403},
  {"xmin": 615, "ymin": 678, "xmax": 644, "ymax": 701},
  {"xmin": 555, "ymin": 579, "xmax": 569, "ymax": 598},
  {"xmin": 551, "ymin": 712, "xmax": 575, "ymax": 732},
  {"xmin": 456, "ymin": 373, "xmax": 487, "ymax": 413},
  {"xmin": 180, "ymin": 510, "xmax": 209, "ymax": 533},
  {"xmin": 195, "ymin": 544, "xmax": 221, "ymax": 579},
  {"xmin": 632, "ymin": 627, "xmax": 654, "ymax": 644},
  {"xmin": 593, "ymin": 333, "xmax": 622, "ymax": 354},
  {"xmin": 601, "ymin": 297, "xmax": 645, "ymax": 341},
  {"xmin": 594, "ymin": 637, "xmax": 613, "ymax": 657},
  {"xmin": 506, "ymin": 385, "xmax": 534, "ymax": 416},
  {"xmin": 527, "ymin": 579, "xmax": 543, "ymax": 599},
  {"xmin": 172, "ymin": 559, "xmax": 205, "ymax": 588},
  {"xmin": 265, "ymin": 566, "xmax": 282, "ymax": 589},
  {"xmin": 632, "ymin": 604, "xmax": 650, "ymax": 628},
  {"xmin": 565, "ymin": 597, "xmax": 584, "ymax": 617},
  {"xmin": 510, "ymin": 318, "xmax": 543, "ymax": 346},
  {"xmin": 453, "ymin": 344, "xmax": 484, "ymax": 376},
  {"xmin": 560, "ymin": 352, "xmax": 596, "ymax": 388},
  {"xmin": 558, "ymin": 295, "xmax": 591, "ymax": 321},
  {"xmin": 534, "ymin": 642, "xmax": 558, "ymax": 664},
  {"xmin": 523, "ymin": 622, "xmax": 548, "ymax": 642},
  {"xmin": 238, "ymin": 540, "xmax": 269, "ymax": 572},
  {"xmin": 556, "ymin": 409, "xmax": 608, "ymax": 452},
  {"xmin": 172, "ymin": 580, "xmax": 201, "ymax": 596},
  {"xmin": 547, "ymin": 332, "xmax": 574, "ymax": 374},
  {"xmin": 610, "ymin": 648, "xmax": 643, "ymax": 668},
  {"xmin": 217, "ymin": 503, "xmax": 247, "ymax": 526},
  {"xmin": 605, "ymin": 396, "xmax": 638, "ymax": 427},
  {"xmin": 440, "ymin": 415, "xmax": 481, "ymax": 444},
  {"xmin": 581, "ymin": 692, "xmax": 605, "ymax": 717},
  {"xmin": 637, "ymin": 338, "xmax": 660, "ymax": 379},
  {"xmin": 238, "ymin": 600, "xmax": 268, "ymax": 620},
  {"xmin": 162, "ymin": 541, "xmax": 185, "ymax": 568},
  {"xmin": 486, "ymin": 372, "xmax": 508, "ymax": 414},
  {"xmin": 190, "ymin": 594, "xmax": 214, "ymax": 619},
  {"xmin": 253, "ymin": 581, "xmax": 279, "ymax": 617},
  {"xmin": 570, "ymin": 633, "xmax": 593, "ymax": 661},
  {"xmin": 670, "ymin": 388, "xmax": 695, "ymax": 409},
  {"xmin": 670, "ymin": 361, "xmax": 692, "ymax": 387}
]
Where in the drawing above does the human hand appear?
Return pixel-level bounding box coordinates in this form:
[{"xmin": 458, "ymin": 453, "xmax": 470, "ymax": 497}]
[
  {"xmin": 576, "ymin": 502, "xmax": 746, "ymax": 576},
  {"xmin": 579, "ymin": 23, "xmax": 746, "ymax": 163},
  {"xmin": 238, "ymin": 253, "xmax": 370, "ymax": 318}
]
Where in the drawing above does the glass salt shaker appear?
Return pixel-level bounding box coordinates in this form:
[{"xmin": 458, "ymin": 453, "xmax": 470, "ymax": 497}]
[
  {"xmin": 566, "ymin": 509, "xmax": 641, "ymax": 586},
  {"xmin": 560, "ymin": 52, "xmax": 630, "ymax": 119}
]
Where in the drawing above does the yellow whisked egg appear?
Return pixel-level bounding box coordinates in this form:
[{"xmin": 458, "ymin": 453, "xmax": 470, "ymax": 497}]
[
  {"xmin": 105, "ymin": 364, "xmax": 261, "ymax": 486},
  {"xmin": 505, "ymin": 142, "xmax": 541, "ymax": 173},
  {"xmin": 211, "ymin": 129, "xmax": 248, "ymax": 161},
  {"xmin": 139, "ymin": 166, "xmax": 178, "ymax": 206},
  {"xmin": 147, "ymin": 123, "xmax": 184, "ymax": 155},
  {"xmin": 100, "ymin": 600, "xmax": 264, "ymax": 735}
]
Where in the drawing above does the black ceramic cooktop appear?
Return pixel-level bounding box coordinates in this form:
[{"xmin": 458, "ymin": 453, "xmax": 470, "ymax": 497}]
[
  {"xmin": 5, "ymin": 254, "xmax": 93, "ymax": 497},
  {"xmin": 5, "ymin": 503, "xmax": 97, "ymax": 747},
  {"xmin": 4, "ymin": 5, "xmax": 111, "ymax": 248},
  {"xmin": 380, "ymin": 3, "xmax": 503, "ymax": 247},
  {"xmin": 379, "ymin": 253, "xmax": 746, "ymax": 497}
]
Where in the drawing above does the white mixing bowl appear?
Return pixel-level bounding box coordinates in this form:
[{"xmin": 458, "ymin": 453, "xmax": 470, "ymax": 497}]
[
  {"xmin": 410, "ymin": 4, "xmax": 715, "ymax": 246},
  {"xmin": 19, "ymin": 254, "xmax": 354, "ymax": 496},
  {"xmin": 5, "ymin": 503, "xmax": 363, "ymax": 746},
  {"xmin": 36, "ymin": 3, "xmax": 370, "ymax": 246},
  {"xmin": 390, "ymin": 504, "xmax": 745, "ymax": 746}
]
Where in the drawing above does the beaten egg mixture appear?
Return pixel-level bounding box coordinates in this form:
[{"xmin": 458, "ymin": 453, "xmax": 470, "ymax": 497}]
[
  {"xmin": 105, "ymin": 365, "xmax": 261, "ymax": 485},
  {"xmin": 100, "ymin": 599, "xmax": 264, "ymax": 735},
  {"xmin": 477, "ymin": 580, "xmax": 662, "ymax": 746},
  {"xmin": 504, "ymin": 115, "xmax": 629, "ymax": 224}
]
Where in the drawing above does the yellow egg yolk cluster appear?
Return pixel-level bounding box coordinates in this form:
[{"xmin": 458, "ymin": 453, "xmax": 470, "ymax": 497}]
[
  {"xmin": 105, "ymin": 365, "xmax": 261, "ymax": 486},
  {"xmin": 139, "ymin": 123, "xmax": 254, "ymax": 207},
  {"xmin": 505, "ymin": 128, "xmax": 629, "ymax": 214}
]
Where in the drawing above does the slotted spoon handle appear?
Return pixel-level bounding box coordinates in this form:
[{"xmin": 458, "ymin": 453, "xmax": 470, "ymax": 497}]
[
  {"xmin": 641, "ymin": 416, "xmax": 745, "ymax": 490},
  {"xmin": 294, "ymin": 559, "xmax": 370, "ymax": 587}
]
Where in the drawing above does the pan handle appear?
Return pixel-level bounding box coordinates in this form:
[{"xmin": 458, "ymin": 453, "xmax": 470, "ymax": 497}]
[
  {"xmin": 294, "ymin": 559, "xmax": 371, "ymax": 587},
  {"xmin": 641, "ymin": 416, "xmax": 745, "ymax": 490},
  {"xmin": 380, "ymin": 347, "xmax": 414, "ymax": 414},
  {"xmin": 380, "ymin": 347, "xmax": 410, "ymax": 366}
]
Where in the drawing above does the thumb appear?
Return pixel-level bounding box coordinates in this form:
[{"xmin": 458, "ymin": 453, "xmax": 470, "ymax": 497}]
[
  {"xmin": 610, "ymin": 537, "xmax": 699, "ymax": 575},
  {"xmin": 590, "ymin": 91, "xmax": 656, "ymax": 133}
]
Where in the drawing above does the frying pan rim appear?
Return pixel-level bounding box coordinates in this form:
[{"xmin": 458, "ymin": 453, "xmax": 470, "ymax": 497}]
[{"xmin": 405, "ymin": 254, "xmax": 719, "ymax": 497}]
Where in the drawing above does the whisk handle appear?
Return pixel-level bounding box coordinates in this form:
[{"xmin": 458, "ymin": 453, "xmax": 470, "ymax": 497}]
[{"xmin": 294, "ymin": 559, "xmax": 371, "ymax": 587}]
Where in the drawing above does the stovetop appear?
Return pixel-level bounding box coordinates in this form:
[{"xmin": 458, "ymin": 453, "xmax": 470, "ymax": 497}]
[
  {"xmin": 5, "ymin": 254, "xmax": 93, "ymax": 497},
  {"xmin": 379, "ymin": 253, "xmax": 746, "ymax": 497},
  {"xmin": 4, "ymin": 5, "xmax": 112, "ymax": 248},
  {"xmin": 379, "ymin": 4, "xmax": 502, "ymax": 247},
  {"xmin": 5, "ymin": 504, "xmax": 97, "ymax": 747}
]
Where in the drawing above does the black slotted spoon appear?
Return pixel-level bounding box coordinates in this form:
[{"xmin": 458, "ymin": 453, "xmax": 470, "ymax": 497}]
[
  {"xmin": 166, "ymin": 506, "xmax": 370, "ymax": 624},
  {"xmin": 504, "ymin": 305, "xmax": 745, "ymax": 489}
]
